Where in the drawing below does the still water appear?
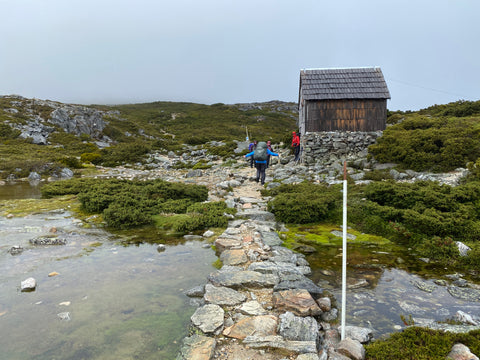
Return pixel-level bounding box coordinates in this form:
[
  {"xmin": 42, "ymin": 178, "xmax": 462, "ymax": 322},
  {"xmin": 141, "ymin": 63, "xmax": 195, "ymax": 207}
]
[
  {"xmin": 1, "ymin": 182, "xmax": 480, "ymax": 359},
  {"xmin": 306, "ymin": 242, "xmax": 480, "ymax": 338},
  {"xmin": 0, "ymin": 209, "xmax": 216, "ymax": 360}
]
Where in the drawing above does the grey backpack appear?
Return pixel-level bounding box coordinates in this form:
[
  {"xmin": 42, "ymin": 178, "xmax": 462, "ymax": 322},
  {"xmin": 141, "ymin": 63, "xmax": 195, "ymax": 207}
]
[{"xmin": 253, "ymin": 141, "xmax": 268, "ymax": 161}]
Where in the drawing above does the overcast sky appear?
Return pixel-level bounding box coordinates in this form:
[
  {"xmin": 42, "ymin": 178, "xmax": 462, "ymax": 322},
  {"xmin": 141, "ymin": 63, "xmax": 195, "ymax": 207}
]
[{"xmin": 1, "ymin": 0, "xmax": 479, "ymax": 111}]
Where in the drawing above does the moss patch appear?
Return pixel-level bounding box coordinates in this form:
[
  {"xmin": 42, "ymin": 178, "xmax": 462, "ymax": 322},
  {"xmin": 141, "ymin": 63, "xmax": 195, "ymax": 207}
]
[
  {"xmin": 280, "ymin": 223, "xmax": 392, "ymax": 250},
  {"xmin": 0, "ymin": 195, "xmax": 79, "ymax": 217}
]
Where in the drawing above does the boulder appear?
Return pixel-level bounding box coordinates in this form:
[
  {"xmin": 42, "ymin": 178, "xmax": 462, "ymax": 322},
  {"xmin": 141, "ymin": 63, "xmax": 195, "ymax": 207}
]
[
  {"xmin": 237, "ymin": 300, "xmax": 267, "ymax": 316},
  {"xmin": 236, "ymin": 209, "xmax": 276, "ymax": 222},
  {"xmin": 204, "ymin": 284, "xmax": 247, "ymax": 306},
  {"xmin": 242, "ymin": 335, "xmax": 317, "ymax": 354},
  {"xmin": 446, "ymin": 343, "xmax": 479, "ymax": 360},
  {"xmin": 223, "ymin": 315, "xmax": 278, "ymax": 339},
  {"xmin": 28, "ymin": 171, "xmax": 41, "ymax": 181},
  {"xmin": 208, "ymin": 270, "xmax": 279, "ymax": 289},
  {"xmin": 316, "ymin": 297, "xmax": 332, "ymax": 312},
  {"xmin": 454, "ymin": 310, "xmax": 479, "ymax": 326},
  {"xmin": 273, "ymin": 274, "xmax": 323, "ymax": 297},
  {"xmin": 214, "ymin": 237, "xmax": 242, "ymax": 253},
  {"xmin": 220, "ymin": 249, "xmax": 248, "ymax": 266},
  {"xmin": 190, "ymin": 304, "xmax": 224, "ymax": 334},
  {"xmin": 339, "ymin": 326, "xmax": 373, "ymax": 343},
  {"xmin": 184, "ymin": 284, "xmax": 205, "ymax": 298},
  {"xmin": 336, "ymin": 338, "xmax": 365, "ymax": 360},
  {"xmin": 456, "ymin": 241, "xmax": 471, "ymax": 257},
  {"xmin": 278, "ymin": 311, "xmax": 319, "ymax": 343},
  {"xmin": 248, "ymin": 261, "xmax": 311, "ymax": 276},
  {"xmin": 273, "ymin": 289, "xmax": 322, "ymax": 317},
  {"xmin": 297, "ymin": 354, "xmax": 321, "ymax": 360}
]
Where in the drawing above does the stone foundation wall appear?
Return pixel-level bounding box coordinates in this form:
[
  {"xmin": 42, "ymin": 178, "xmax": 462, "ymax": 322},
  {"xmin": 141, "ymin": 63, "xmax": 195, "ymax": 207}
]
[{"xmin": 302, "ymin": 131, "xmax": 383, "ymax": 165}]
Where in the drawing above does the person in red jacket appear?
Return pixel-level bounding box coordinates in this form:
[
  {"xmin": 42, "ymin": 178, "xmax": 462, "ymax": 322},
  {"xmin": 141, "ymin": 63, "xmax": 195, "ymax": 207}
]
[{"xmin": 292, "ymin": 131, "xmax": 300, "ymax": 162}]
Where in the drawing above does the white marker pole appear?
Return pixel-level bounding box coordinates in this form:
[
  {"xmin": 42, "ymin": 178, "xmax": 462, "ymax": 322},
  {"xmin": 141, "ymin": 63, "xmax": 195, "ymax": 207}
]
[{"xmin": 341, "ymin": 161, "xmax": 347, "ymax": 340}]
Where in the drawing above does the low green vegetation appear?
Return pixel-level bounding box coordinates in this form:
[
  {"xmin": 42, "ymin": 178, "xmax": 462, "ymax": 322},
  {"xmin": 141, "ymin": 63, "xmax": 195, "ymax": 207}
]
[
  {"xmin": 263, "ymin": 180, "xmax": 480, "ymax": 270},
  {"xmin": 96, "ymin": 101, "xmax": 296, "ymax": 152},
  {"xmin": 40, "ymin": 178, "xmax": 235, "ymax": 232},
  {"xmin": 371, "ymin": 103, "xmax": 480, "ymax": 172},
  {"xmin": 153, "ymin": 201, "xmax": 235, "ymax": 233},
  {"xmin": 365, "ymin": 327, "xmax": 480, "ymax": 360},
  {"xmin": 0, "ymin": 97, "xmax": 296, "ymax": 178},
  {"xmin": 264, "ymin": 182, "xmax": 343, "ymax": 224}
]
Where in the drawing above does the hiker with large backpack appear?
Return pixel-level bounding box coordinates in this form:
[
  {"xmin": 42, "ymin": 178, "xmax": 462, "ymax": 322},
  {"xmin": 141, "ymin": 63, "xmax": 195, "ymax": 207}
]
[
  {"xmin": 248, "ymin": 140, "xmax": 257, "ymax": 168},
  {"xmin": 244, "ymin": 141, "xmax": 279, "ymax": 185}
]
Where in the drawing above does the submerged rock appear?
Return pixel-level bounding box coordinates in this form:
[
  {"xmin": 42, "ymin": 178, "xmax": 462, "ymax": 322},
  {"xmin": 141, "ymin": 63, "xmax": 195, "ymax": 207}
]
[
  {"xmin": 57, "ymin": 312, "xmax": 71, "ymax": 321},
  {"xmin": 447, "ymin": 286, "xmax": 480, "ymax": 302},
  {"xmin": 177, "ymin": 334, "xmax": 216, "ymax": 360},
  {"xmin": 30, "ymin": 236, "xmax": 67, "ymax": 245},
  {"xmin": 8, "ymin": 246, "xmax": 23, "ymax": 255}
]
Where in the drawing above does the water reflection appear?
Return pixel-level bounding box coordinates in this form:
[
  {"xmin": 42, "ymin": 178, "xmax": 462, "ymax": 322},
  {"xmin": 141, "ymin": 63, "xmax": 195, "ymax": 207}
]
[
  {"xmin": 306, "ymin": 243, "xmax": 480, "ymax": 338},
  {"xmin": 0, "ymin": 182, "xmax": 43, "ymax": 200}
]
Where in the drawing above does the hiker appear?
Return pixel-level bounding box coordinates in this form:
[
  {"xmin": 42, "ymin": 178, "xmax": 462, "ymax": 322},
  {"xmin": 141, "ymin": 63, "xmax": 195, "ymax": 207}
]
[
  {"xmin": 266, "ymin": 140, "xmax": 273, "ymax": 168},
  {"xmin": 248, "ymin": 140, "xmax": 257, "ymax": 168},
  {"xmin": 244, "ymin": 141, "xmax": 279, "ymax": 185},
  {"xmin": 292, "ymin": 131, "xmax": 300, "ymax": 162}
]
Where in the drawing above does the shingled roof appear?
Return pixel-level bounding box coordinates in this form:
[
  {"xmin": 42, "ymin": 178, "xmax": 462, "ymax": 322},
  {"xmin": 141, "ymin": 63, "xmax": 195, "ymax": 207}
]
[{"xmin": 299, "ymin": 67, "xmax": 391, "ymax": 100}]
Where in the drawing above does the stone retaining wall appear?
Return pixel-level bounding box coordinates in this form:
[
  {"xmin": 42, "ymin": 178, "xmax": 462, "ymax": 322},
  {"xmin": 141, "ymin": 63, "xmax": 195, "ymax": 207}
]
[{"xmin": 302, "ymin": 131, "xmax": 383, "ymax": 165}]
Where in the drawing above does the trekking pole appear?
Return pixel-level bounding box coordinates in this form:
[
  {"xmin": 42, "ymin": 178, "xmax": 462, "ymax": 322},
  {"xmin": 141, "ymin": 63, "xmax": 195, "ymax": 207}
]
[{"xmin": 246, "ymin": 126, "xmax": 249, "ymax": 141}]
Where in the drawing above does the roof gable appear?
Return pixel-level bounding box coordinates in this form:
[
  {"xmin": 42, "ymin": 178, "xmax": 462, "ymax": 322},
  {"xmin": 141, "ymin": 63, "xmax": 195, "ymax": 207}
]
[{"xmin": 300, "ymin": 67, "xmax": 391, "ymax": 100}]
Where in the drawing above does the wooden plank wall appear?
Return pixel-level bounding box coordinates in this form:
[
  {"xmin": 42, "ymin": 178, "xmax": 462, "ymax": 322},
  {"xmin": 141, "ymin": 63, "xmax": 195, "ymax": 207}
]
[{"xmin": 305, "ymin": 99, "xmax": 387, "ymax": 132}]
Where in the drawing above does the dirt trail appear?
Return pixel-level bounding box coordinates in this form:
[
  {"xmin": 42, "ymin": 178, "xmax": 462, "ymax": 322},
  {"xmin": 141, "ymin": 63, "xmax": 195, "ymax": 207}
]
[{"xmin": 232, "ymin": 166, "xmax": 265, "ymax": 200}]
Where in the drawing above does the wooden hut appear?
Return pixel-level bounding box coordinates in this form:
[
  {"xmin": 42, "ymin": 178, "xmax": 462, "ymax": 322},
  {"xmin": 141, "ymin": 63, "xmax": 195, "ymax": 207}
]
[{"xmin": 298, "ymin": 67, "xmax": 391, "ymax": 133}]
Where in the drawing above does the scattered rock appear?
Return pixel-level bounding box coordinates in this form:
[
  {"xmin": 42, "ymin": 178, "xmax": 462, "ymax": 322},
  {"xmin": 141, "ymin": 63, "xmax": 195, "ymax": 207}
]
[
  {"xmin": 184, "ymin": 284, "xmax": 205, "ymax": 298},
  {"xmin": 456, "ymin": 241, "xmax": 472, "ymax": 257},
  {"xmin": 446, "ymin": 343, "xmax": 479, "ymax": 360},
  {"xmin": 454, "ymin": 310, "xmax": 479, "ymax": 326},
  {"xmin": 21, "ymin": 277, "xmax": 37, "ymax": 292},
  {"xmin": 335, "ymin": 338, "xmax": 365, "ymax": 360},
  {"xmin": 203, "ymin": 230, "xmax": 215, "ymax": 238},
  {"xmin": 48, "ymin": 272, "xmax": 60, "ymax": 277},
  {"xmin": 8, "ymin": 246, "xmax": 23, "ymax": 255},
  {"xmin": 339, "ymin": 326, "xmax": 373, "ymax": 343},
  {"xmin": 57, "ymin": 312, "xmax": 71, "ymax": 321},
  {"xmin": 29, "ymin": 236, "xmax": 67, "ymax": 245}
]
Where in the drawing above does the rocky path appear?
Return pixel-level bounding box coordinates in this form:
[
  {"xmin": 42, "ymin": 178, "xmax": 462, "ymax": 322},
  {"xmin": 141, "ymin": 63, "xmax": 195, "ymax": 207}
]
[{"xmin": 176, "ymin": 167, "xmax": 370, "ymax": 360}]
